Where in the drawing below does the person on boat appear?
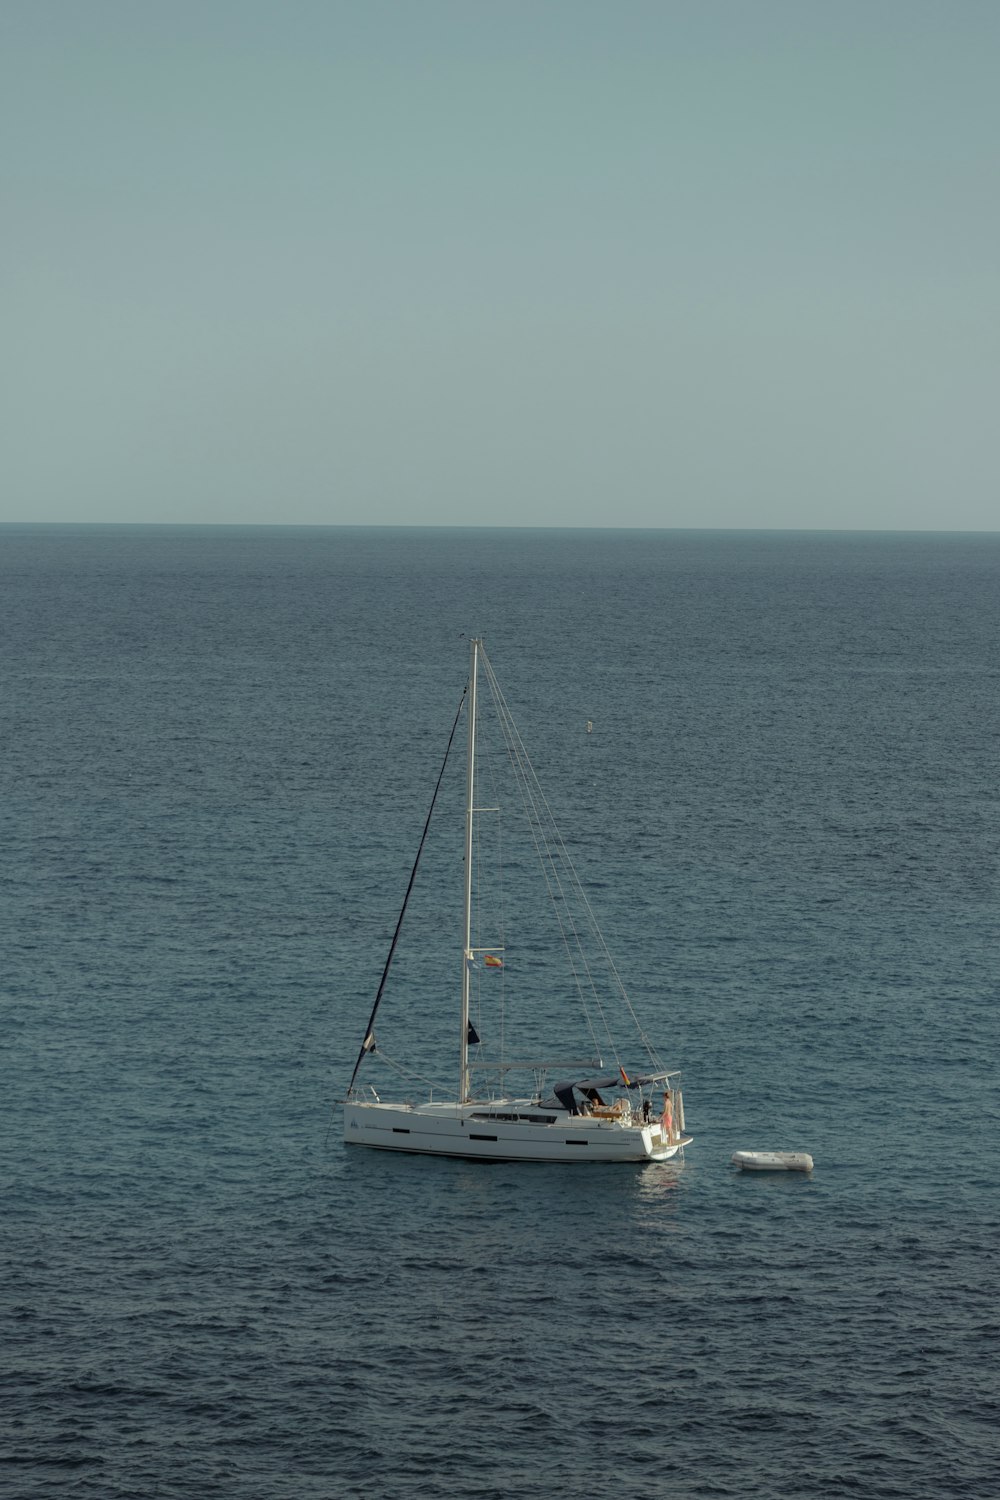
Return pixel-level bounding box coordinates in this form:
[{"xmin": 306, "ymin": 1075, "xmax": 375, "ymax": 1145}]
[{"xmin": 661, "ymin": 1091, "xmax": 674, "ymax": 1140}]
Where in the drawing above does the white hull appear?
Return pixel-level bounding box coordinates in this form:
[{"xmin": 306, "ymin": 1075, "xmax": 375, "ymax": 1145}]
[
  {"xmin": 731, "ymin": 1150, "xmax": 814, "ymax": 1172},
  {"xmin": 345, "ymin": 1099, "xmax": 690, "ymax": 1163}
]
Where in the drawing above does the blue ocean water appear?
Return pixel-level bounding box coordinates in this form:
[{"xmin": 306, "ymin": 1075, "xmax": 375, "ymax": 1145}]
[{"xmin": 2, "ymin": 524, "xmax": 999, "ymax": 1499}]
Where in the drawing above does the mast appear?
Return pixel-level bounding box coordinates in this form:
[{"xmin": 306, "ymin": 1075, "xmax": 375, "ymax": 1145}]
[{"xmin": 459, "ymin": 636, "xmax": 479, "ymax": 1102}]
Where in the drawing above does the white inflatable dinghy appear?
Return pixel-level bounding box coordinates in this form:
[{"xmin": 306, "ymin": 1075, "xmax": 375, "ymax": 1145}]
[{"xmin": 731, "ymin": 1150, "xmax": 814, "ymax": 1172}]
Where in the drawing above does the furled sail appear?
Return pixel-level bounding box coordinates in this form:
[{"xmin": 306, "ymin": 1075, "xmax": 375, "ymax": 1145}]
[{"xmin": 345, "ymin": 684, "xmax": 466, "ymax": 1095}]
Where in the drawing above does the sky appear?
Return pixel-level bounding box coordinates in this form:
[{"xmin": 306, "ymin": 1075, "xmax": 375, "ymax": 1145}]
[{"xmin": 2, "ymin": 0, "xmax": 997, "ymax": 529}]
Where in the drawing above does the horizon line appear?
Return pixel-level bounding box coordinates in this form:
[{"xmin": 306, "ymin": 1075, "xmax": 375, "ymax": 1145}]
[{"xmin": 3, "ymin": 520, "xmax": 999, "ymax": 538}]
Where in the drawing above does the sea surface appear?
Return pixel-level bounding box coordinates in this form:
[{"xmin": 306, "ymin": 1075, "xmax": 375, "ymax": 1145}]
[{"xmin": 2, "ymin": 524, "xmax": 999, "ymax": 1499}]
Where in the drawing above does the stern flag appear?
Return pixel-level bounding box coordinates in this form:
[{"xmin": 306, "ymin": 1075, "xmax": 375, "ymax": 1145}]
[{"xmin": 619, "ymin": 1065, "xmax": 631, "ymax": 1087}]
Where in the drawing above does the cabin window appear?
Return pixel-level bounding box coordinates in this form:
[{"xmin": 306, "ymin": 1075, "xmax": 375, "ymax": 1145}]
[{"xmin": 469, "ymin": 1112, "xmax": 557, "ymax": 1125}]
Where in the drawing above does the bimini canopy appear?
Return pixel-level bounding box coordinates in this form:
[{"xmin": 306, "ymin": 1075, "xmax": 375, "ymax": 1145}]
[{"xmin": 551, "ymin": 1075, "xmax": 620, "ymax": 1113}]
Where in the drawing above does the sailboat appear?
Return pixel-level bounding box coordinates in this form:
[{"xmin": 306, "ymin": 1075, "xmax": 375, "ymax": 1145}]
[{"xmin": 343, "ymin": 638, "xmax": 691, "ymax": 1163}]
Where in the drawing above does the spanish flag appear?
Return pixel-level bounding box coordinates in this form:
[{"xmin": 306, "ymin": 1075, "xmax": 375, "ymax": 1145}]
[
  {"xmin": 483, "ymin": 954, "xmax": 503, "ymax": 969},
  {"xmin": 619, "ymin": 1065, "xmax": 631, "ymax": 1087}
]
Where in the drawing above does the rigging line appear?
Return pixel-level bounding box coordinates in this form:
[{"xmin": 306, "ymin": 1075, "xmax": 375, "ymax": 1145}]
[
  {"xmin": 482, "ymin": 663, "xmax": 599, "ymax": 1014},
  {"xmin": 481, "ymin": 660, "xmax": 607, "ymax": 1060},
  {"xmin": 374, "ymin": 1049, "xmax": 451, "ymax": 1093},
  {"xmin": 483, "ymin": 665, "xmax": 602, "ymax": 1007},
  {"xmin": 479, "ymin": 653, "xmax": 655, "ymax": 1071},
  {"xmin": 490, "ymin": 661, "xmax": 642, "ymax": 1019},
  {"xmin": 482, "ymin": 650, "xmax": 663, "ymax": 1069},
  {"xmin": 473, "ymin": 726, "xmax": 507, "ymax": 1050},
  {"xmin": 345, "ymin": 683, "xmax": 468, "ymax": 1096}
]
